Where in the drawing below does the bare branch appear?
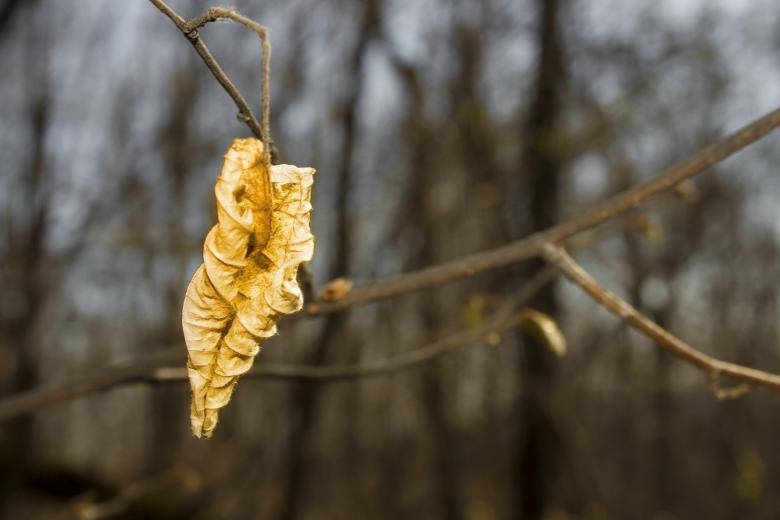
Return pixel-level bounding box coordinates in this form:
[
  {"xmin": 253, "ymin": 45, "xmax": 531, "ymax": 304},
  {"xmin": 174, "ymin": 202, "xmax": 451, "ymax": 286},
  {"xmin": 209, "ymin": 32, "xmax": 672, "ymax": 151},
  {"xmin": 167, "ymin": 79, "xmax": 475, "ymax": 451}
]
[
  {"xmin": 541, "ymin": 242, "xmax": 780, "ymax": 392},
  {"xmin": 0, "ymin": 348, "xmax": 182, "ymax": 424},
  {"xmin": 154, "ymin": 309, "xmax": 523, "ymax": 383},
  {"xmin": 184, "ymin": 7, "xmax": 272, "ymax": 169},
  {"xmin": 147, "ymin": 0, "xmax": 275, "ymax": 160},
  {"xmin": 0, "ymin": 267, "xmax": 554, "ymax": 423},
  {"xmin": 304, "ymin": 106, "xmax": 780, "ymax": 315},
  {"xmin": 544, "ymin": 109, "xmax": 780, "ymax": 243}
]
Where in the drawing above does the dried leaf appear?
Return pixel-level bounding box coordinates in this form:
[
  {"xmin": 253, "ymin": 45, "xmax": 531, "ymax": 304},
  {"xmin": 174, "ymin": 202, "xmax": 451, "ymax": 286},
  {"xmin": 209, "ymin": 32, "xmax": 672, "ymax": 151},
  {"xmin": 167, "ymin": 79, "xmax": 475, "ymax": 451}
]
[
  {"xmin": 317, "ymin": 277, "xmax": 353, "ymax": 301},
  {"xmin": 518, "ymin": 308, "xmax": 566, "ymax": 357},
  {"xmin": 182, "ymin": 138, "xmax": 315, "ymax": 438}
]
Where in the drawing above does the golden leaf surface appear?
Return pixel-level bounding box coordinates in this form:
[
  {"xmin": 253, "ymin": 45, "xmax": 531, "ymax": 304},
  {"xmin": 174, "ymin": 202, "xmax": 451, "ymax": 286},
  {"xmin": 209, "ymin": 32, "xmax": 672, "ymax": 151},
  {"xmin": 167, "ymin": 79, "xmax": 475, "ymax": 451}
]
[{"xmin": 182, "ymin": 138, "xmax": 315, "ymax": 438}]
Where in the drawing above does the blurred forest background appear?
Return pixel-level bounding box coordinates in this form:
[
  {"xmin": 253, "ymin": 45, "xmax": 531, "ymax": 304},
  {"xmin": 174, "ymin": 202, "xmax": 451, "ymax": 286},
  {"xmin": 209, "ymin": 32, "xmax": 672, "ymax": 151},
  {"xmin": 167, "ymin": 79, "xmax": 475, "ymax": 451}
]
[{"xmin": 2, "ymin": 0, "xmax": 780, "ymax": 518}]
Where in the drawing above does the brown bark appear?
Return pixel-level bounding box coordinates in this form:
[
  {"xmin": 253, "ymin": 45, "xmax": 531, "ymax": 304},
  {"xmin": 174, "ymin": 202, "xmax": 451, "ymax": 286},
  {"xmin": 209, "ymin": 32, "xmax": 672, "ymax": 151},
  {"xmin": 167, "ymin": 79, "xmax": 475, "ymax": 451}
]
[{"xmin": 512, "ymin": 0, "xmax": 567, "ymax": 517}]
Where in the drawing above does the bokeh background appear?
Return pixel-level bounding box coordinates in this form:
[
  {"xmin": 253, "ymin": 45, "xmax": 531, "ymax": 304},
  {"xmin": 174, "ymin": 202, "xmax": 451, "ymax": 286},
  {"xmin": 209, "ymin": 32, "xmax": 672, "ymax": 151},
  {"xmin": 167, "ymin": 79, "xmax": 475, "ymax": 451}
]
[{"xmin": 2, "ymin": 0, "xmax": 780, "ymax": 518}]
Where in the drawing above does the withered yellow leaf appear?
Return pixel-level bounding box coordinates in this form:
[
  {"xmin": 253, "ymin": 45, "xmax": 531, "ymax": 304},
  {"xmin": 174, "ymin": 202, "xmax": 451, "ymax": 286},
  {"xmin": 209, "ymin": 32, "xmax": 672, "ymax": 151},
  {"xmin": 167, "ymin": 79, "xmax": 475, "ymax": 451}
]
[
  {"xmin": 518, "ymin": 308, "xmax": 566, "ymax": 357},
  {"xmin": 182, "ymin": 138, "xmax": 315, "ymax": 438}
]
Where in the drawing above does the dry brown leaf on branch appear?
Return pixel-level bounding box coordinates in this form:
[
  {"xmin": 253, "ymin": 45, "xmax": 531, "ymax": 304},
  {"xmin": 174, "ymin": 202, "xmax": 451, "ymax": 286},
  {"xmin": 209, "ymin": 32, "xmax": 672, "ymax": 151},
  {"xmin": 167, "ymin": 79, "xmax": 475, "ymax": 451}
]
[
  {"xmin": 518, "ymin": 308, "xmax": 567, "ymax": 357},
  {"xmin": 182, "ymin": 138, "xmax": 315, "ymax": 438},
  {"xmin": 317, "ymin": 277, "xmax": 354, "ymax": 301}
]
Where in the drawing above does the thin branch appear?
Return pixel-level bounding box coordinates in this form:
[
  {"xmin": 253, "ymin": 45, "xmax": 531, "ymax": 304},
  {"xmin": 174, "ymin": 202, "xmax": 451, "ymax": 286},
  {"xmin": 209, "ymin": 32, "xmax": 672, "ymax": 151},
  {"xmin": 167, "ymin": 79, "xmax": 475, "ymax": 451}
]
[
  {"xmin": 304, "ymin": 106, "xmax": 780, "ymax": 316},
  {"xmin": 148, "ymin": 0, "xmax": 275, "ymax": 160},
  {"xmin": 0, "ymin": 269, "xmax": 554, "ymax": 423},
  {"xmin": 185, "ymin": 7, "xmax": 272, "ymax": 170},
  {"xmin": 154, "ymin": 309, "xmax": 524, "ymax": 383},
  {"xmin": 544, "ymin": 109, "xmax": 780, "ymax": 243},
  {"xmin": 0, "ymin": 348, "xmax": 182, "ymax": 424},
  {"xmin": 541, "ymin": 242, "xmax": 780, "ymax": 392}
]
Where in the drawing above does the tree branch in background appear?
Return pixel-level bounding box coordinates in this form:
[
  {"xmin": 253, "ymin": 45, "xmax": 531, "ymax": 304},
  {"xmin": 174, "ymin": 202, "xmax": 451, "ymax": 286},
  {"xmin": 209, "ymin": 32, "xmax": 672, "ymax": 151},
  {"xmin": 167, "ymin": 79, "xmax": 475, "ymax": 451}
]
[
  {"xmin": 0, "ymin": 348, "xmax": 182, "ymax": 424},
  {"xmin": 541, "ymin": 243, "xmax": 780, "ymax": 392},
  {"xmin": 0, "ymin": 266, "xmax": 554, "ymax": 423},
  {"xmin": 305, "ymin": 106, "xmax": 780, "ymax": 315},
  {"xmin": 154, "ymin": 308, "xmax": 523, "ymax": 383}
]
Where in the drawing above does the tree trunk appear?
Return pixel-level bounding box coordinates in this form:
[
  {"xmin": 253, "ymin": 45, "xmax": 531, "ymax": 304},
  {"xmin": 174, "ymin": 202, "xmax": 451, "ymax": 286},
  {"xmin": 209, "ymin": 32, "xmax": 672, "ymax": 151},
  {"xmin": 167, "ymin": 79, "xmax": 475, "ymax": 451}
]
[
  {"xmin": 511, "ymin": 0, "xmax": 567, "ymax": 517},
  {"xmin": 278, "ymin": 3, "xmax": 378, "ymax": 518}
]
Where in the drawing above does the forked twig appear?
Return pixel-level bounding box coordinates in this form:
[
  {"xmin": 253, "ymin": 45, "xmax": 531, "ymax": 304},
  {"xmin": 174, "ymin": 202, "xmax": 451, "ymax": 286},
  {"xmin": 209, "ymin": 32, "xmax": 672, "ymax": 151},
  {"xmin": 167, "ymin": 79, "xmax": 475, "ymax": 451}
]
[
  {"xmin": 541, "ymin": 243, "xmax": 780, "ymax": 392},
  {"xmin": 148, "ymin": 0, "xmax": 274, "ymax": 165},
  {"xmin": 185, "ymin": 7, "xmax": 273, "ymax": 169},
  {"xmin": 304, "ymin": 107, "xmax": 780, "ymax": 315}
]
